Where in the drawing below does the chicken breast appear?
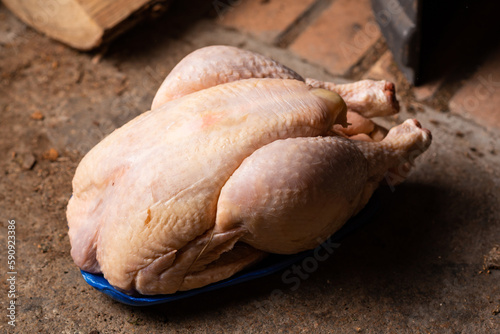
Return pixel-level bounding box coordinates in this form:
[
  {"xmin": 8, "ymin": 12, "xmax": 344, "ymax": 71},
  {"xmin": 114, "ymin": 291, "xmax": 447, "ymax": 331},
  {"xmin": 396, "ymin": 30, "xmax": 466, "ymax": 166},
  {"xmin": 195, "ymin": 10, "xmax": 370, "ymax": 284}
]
[{"xmin": 67, "ymin": 46, "xmax": 432, "ymax": 295}]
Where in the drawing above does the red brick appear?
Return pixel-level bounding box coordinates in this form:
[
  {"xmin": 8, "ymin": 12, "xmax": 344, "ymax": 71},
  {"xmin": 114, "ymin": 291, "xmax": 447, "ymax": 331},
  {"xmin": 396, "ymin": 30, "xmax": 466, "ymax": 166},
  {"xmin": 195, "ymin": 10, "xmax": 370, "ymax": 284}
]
[
  {"xmin": 362, "ymin": 50, "xmax": 398, "ymax": 83},
  {"xmin": 365, "ymin": 51, "xmax": 444, "ymax": 101},
  {"xmin": 289, "ymin": 0, "xmax": 381, "ymax": 76},
  {"xmin": 217, "ymin": 0, "xmax": 315, "ymax": 44},
  {"xmin": 449, "ymin": 46, "xmax": 500, "ymax": 130}
]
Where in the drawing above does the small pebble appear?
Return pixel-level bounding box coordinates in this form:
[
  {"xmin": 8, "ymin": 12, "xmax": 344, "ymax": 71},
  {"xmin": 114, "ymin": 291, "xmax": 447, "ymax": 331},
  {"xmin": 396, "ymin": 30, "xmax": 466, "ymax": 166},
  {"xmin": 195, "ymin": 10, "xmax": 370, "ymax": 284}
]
[
  {"xmin": 43, "ymin": 148, "xmax": 59, "ymax": 161},
  {"xmin": 30, "ymin": 110, "xmax": 44, "ymax": 120},
  {"xmin": 20, "ymin": 152, "xmax": 36, "ymax": 170}
]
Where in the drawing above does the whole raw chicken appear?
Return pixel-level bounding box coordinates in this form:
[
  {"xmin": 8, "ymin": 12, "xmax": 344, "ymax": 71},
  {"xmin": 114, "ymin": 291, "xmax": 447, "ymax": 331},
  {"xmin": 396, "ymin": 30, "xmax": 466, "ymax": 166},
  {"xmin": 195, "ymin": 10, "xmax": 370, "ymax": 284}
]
[{"xmin": 67, "ymin": 46, "xmax": 432, "ymax": 295}]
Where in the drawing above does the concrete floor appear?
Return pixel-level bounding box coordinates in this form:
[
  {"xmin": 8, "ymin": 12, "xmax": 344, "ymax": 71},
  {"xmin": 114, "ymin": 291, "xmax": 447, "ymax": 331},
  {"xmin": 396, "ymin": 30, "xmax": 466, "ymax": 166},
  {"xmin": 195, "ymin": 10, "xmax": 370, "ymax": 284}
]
[{"xmin": 1, "ymin": 3, "xmax": 499, "ymax": 333}]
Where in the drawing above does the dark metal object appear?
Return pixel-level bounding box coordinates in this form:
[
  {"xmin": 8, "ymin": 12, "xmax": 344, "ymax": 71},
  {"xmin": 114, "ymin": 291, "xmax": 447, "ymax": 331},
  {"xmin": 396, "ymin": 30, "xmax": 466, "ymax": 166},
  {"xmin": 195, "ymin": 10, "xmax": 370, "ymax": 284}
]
[
  {"xmin": 371, "ymin": 0, "xmax": 422, "ymax": 85},
  {"xmin": 372, "ymin": 0, "xmax": 500, "ymax": 86}
]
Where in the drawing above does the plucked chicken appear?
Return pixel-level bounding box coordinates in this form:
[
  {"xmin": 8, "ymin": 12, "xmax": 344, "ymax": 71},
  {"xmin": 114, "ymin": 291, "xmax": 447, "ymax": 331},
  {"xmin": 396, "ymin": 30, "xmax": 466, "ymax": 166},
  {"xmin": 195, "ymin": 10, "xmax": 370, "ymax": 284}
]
[{"xmin": 67, "ymin": 46, "xmax": 432, "ymax": 295}]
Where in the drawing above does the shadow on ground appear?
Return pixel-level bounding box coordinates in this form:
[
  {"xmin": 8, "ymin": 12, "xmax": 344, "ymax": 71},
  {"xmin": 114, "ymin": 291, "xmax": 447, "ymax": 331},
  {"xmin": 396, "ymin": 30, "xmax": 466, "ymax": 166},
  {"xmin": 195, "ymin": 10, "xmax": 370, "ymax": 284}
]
[{"xmin": 119, "ymin": 181, "xmax": 497, "ymax": 328}]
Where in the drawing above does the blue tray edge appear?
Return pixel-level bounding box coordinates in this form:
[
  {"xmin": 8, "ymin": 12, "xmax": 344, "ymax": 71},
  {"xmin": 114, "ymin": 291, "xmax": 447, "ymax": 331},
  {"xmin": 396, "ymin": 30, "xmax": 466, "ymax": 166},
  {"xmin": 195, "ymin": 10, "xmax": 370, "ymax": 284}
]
[{"xmin": 81, "ymin": 191, "xmax": 380, "ymax": 306}]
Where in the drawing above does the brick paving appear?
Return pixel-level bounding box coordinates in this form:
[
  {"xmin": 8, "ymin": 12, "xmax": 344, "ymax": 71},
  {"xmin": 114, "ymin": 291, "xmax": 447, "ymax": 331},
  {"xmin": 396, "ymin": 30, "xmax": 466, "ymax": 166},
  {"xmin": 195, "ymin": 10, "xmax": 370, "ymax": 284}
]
[
  {"xmin": 215, "ymin": 0, "xmax": 500, "ymax": 131},
  {"xmin": 217, "ymin": 0, "xmax": 315, "ymax": 44},
  {"xmin": 289, "ymin": 0, "xmax": 380, "ymax": 76}
]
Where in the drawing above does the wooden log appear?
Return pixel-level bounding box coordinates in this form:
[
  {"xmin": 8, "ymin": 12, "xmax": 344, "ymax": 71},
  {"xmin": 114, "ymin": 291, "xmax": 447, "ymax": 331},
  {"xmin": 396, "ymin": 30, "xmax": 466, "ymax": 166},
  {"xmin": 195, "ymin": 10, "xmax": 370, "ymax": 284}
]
[{"xmin": 2, "ymin": 0, "xmax": 171, "ymax": 50}]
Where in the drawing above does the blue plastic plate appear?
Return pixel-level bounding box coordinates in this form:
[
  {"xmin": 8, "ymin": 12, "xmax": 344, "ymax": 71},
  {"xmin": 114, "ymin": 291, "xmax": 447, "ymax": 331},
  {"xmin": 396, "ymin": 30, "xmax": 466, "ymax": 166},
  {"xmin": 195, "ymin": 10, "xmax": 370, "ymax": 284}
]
[{"xmin": 81, "ymin": 192, "xmax": 380, "ymax": 306}]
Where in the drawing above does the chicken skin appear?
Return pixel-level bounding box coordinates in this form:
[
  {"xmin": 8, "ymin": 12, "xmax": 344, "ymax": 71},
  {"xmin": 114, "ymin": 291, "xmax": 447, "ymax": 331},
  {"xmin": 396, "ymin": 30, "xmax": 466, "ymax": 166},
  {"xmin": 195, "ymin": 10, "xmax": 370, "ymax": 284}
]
[{"xmin": 67, "ymin": 46, "xmax": 431, "ymax": 295}]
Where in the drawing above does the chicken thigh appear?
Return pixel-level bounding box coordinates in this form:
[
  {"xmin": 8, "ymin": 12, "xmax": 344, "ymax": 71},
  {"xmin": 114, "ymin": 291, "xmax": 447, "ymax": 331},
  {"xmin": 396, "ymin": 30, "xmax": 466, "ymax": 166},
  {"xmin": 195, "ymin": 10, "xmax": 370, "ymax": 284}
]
[{"xmin": 67, "ymin": 46, "xmax": 432, "ymax": 295}]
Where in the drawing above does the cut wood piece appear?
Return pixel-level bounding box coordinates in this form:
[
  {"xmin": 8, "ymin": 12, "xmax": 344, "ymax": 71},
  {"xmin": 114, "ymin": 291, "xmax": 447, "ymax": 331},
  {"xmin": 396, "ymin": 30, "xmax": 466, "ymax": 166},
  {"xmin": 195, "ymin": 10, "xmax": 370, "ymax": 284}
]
[{"xmin": 2, "ymin": 0, "xmax": 171, "ymax": 50}]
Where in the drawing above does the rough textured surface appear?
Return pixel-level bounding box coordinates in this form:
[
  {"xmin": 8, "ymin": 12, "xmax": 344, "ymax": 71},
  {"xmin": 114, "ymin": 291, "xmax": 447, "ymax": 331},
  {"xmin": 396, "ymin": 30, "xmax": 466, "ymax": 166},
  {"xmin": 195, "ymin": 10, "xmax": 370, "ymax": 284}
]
[
  {"xmin": 290, "ymin": 0, "xmax": 381, "ymax": 76},
  {"xmin": 0, "ymin": 2, "xmax": 499, "ymax": 333}
]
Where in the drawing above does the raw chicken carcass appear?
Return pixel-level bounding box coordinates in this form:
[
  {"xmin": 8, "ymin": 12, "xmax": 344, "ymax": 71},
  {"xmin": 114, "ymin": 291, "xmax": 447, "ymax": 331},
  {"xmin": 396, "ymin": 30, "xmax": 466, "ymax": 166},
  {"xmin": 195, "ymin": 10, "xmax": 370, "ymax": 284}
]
[{"xmin": 67, "ymin": 46, "xmax": 432, "ymax": 295}]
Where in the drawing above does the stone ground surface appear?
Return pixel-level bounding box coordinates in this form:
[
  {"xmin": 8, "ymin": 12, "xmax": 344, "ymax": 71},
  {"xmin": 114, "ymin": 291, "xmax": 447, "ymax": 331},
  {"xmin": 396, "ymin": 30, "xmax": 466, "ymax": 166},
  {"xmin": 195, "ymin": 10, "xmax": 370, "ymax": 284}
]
[{"xmin": 1, "ymin": 0, "xmax": 500, "ymax": 333}]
